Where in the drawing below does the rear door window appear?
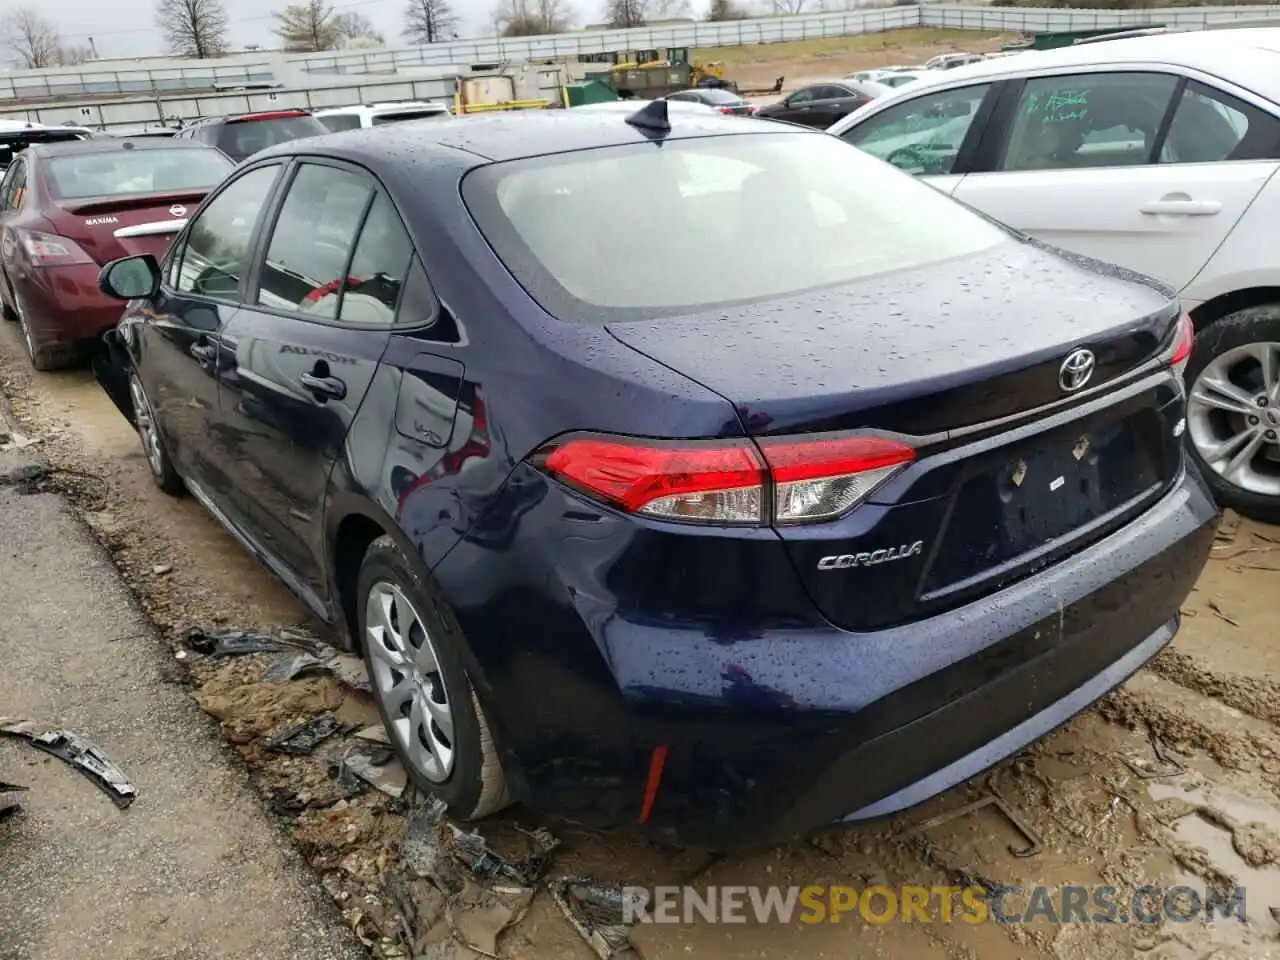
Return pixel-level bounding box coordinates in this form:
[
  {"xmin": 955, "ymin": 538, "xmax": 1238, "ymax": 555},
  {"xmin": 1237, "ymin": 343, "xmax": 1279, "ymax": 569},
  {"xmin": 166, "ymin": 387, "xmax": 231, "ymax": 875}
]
[
  {"xmin": 255, "ymin": 162, "xmax": 372, "ymax": 318},
  {"xmin": 1159, "ymin": 80, "xmax": 1280, "ymax": 163},
  {"xmin": 998, "ymin": 72, "xmax": 1179, "ymax": 172},
  {"xmin": 338, "ymin": 193, "xmax": 414, "ymax": 325}
]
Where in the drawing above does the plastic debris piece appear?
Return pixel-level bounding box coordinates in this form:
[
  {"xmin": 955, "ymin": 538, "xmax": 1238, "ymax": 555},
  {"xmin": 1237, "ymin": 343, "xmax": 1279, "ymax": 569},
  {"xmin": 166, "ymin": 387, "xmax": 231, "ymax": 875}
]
[
  {"xmin": 0, "ymin": 781, "xmax": 27, "ymax": 822},
  {"xmin": 344, "ymin": 753, "xmax": 407, "ymax": 799},
  {"xmin": 0, "ymin": 720, "xmax": 136, "ymax": 809},
  {"xmin": 263, "ymin": 653, "xmax": 329, "ymax": 683},
  {"xmin": 185, "ymin": 629, "xmax": 288, "ymax": 657},
  {"xmin": 447, "ymin": 822, "xmax": 561, "ymax": 887},
  {"xmin": 549, "ymin": 877, "xmax": 640, "ymax": 960},
  {"xmin": 262, "ymin": 713, "xmax": 346, "ymax": 755},
  {"xmin": 354, "ymin": 724, "xmax": 391, "ymax": 744}
]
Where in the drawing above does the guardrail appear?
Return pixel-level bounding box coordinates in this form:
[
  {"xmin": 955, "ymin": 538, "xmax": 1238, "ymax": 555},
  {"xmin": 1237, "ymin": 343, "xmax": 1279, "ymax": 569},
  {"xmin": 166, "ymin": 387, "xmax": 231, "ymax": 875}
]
[{"xmin": 3, "ymin": 4, "xmax": 1280, "ymax": 101}]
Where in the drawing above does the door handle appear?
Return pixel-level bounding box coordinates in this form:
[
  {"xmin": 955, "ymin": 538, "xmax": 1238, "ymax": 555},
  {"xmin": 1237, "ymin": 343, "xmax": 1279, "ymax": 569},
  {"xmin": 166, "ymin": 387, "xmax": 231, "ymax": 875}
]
[
  {"xmin": 190, "ymin": 342, "xmax": 215, "ymax": 363},
  {"xmin": 1140, "ymin": 198, "xmax": 1222, "ymax": 217},
  {"xmin": 300, "ymin": 372, "xmax": 347, "ymax": 402}
]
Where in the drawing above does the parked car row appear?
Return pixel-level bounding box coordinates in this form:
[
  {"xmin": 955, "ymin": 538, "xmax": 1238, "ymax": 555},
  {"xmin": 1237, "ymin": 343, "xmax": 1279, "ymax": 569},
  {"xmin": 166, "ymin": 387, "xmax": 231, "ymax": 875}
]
[
  {"xmin": 43, "ymin": 92, "xmax": 1214, "ymax": 851},
  {"xmin": 0, "ymin": 39, "xmax": 1263, "ymax": 849}
]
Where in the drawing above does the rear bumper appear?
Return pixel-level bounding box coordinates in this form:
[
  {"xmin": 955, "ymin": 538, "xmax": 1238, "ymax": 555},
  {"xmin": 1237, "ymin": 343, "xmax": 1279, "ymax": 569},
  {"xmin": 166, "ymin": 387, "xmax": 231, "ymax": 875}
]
[
  {"xmin": 16, "ymin": 266, "xmax": 122, "ymax": 346},
  {"xmin": 437, "ymin": 461, "xmax": 1217, "ymax": 850}
]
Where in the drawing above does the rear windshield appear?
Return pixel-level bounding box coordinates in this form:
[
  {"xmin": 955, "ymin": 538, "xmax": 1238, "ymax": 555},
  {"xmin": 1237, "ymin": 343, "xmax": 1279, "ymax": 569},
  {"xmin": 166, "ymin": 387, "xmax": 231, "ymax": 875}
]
[
  {"xmin": 215, "ymin": 115, "xmax": 328, "ymax": 161},
  {"xmin": 0, "ymin": 130, "xmax": 85, "ymax": 169},
  {"xmin": 372, "ymin": 109, "xmax": 448, "ymax": 125},
  {"xmin": 462, "ymin": 131, "xmax": 1007, "ymax": 322},
  {"xmin": 318, "ymin": 114, "xmax": 362, "ymax": 132},
  {"xmin": 45, "ymin": 148, "xmax": 233, "ymax": 200}
]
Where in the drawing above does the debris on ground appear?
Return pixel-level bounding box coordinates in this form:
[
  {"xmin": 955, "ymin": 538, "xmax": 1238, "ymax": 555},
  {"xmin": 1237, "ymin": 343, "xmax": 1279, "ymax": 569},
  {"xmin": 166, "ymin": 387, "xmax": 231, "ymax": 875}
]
[
  {"xmin": 0, "ymin": 780, "xmax": 27, "ymax": 821},
  {"xmin": 0, "ymin": 717, "xmax": 137, "ymax": 808},
  {"xmin": 186, "ymin": 624, "xmax": 372, "ymax": 693},
  {"xmin": 262, "ymin": 713, "xmax": 349, "ymax": 756},
  {"xmin": 549, "ymin": 877, "xmax": 641, "ymax": 960},
  {"xmin": 332, "ymin": 746, "xmax": 407, "ymax": 799},
  {"xmin": 448, "ymin": 822, "xmax": 561, "ymax": 887}
]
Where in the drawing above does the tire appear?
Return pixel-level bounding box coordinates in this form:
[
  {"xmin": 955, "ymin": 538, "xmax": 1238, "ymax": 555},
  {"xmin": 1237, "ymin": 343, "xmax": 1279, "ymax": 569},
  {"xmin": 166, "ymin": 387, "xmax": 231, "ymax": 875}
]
[
  {"xmin": 129, "ymin": 371, "xmax": 184, "ymax": 495},
  {"xmin": 357, "ymin": 534, "xmax": 510, "ymax": 819},
  {"xmin": 1184, "ymin": 304, "xmax": 1280, "ymax": 525},
  {"xmin": 14, "ymin": 292, "xmax": 73, "ymax": 372}
]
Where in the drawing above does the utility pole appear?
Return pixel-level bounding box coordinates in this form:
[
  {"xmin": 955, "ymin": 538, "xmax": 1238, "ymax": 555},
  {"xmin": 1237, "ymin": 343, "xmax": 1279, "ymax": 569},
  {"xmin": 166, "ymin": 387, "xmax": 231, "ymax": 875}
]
[{"xmin": 88, "ymin": 37, "xmax": 100, "ymax": 59}]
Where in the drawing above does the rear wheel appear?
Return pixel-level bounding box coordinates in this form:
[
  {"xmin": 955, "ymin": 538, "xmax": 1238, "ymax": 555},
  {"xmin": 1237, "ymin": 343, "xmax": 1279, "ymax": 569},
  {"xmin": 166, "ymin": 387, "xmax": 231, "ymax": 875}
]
[
  {"xmin": 357, "ymin": 535, "xmax": 510, "ymax": 819},
  {"xmin": 14, "ymin": 291, "xmax": 73, "ymax": 372},
  {"xmin": 129, "ymin": 371, "xmax": 183, "ymax": 495},
  {"xmin": 1185, "ymin": 304, "xmax": 1280, "ymax": 524}
]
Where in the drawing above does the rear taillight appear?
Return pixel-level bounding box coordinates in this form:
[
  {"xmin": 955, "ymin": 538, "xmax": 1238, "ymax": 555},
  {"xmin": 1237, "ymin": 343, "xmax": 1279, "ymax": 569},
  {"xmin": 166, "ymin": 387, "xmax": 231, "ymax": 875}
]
[
  {"xmin": 719, "ymin": 106, "xmax": 736, "ymax": 115},
  {"xmin": 535, "ymin": 433, "xmax": 915, "ymax": 526},
  {"xmin": 1169, "ymin": 312, "xmax": 1194, "ymax": 382},
  {"xmin": 17, "ymin": 230, "xmax": 93, "ymax": 267}
]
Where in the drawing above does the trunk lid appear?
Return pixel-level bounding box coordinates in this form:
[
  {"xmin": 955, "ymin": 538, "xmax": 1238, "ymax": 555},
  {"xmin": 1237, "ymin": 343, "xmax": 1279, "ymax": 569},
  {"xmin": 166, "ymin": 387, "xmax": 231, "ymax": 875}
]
[
  {"xmin": 49, "ymin": 190, "xmax": 205, "ymax": 263},
  {"xmin": 606, "ymin": 240, "xmax": 1185, "ymax": 631}
]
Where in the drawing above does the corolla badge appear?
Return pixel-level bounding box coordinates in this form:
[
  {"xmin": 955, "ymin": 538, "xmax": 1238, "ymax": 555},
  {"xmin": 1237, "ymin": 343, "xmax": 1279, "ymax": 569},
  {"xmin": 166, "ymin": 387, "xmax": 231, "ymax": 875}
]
[
  {"xmin": 1058, "ymin": 348, "xmax": 1096, "ymax": 393},
  {"xmin": 169, "ymin": 204, "xmax": 187, "ymax": 217},
  {"xmin": 817, "ymin": 541, "xmax": 924, "ymax": 570}
]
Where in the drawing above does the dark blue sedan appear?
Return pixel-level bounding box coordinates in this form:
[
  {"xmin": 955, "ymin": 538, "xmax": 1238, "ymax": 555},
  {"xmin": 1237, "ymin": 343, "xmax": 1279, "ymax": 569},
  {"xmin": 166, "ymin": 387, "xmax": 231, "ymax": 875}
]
[{"xmin": 92, "ymin": 102, "xmax": 1216, "ymax": 849}]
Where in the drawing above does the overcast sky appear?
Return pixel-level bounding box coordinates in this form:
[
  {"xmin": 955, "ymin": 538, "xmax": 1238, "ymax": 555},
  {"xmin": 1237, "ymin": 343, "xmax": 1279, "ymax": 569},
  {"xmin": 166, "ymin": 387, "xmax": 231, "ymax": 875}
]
[{"xmin": 38, "ymin": 0, "xmax": 714, "ymax": 59}]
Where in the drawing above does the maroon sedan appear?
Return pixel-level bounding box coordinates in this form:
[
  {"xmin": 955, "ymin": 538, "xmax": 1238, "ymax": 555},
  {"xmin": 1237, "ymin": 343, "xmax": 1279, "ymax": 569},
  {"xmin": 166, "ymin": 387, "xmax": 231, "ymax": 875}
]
[{"xmin": 0, "ymin": 138, "xmax": 232, "ymax": 370}]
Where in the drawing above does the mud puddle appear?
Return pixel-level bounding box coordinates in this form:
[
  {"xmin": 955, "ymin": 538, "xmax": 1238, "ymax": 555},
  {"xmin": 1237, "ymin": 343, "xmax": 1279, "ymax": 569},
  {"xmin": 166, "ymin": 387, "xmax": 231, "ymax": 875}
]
[{"xmin": 1, "ymin": 322, "xmax": 1278, "ymax": 960}]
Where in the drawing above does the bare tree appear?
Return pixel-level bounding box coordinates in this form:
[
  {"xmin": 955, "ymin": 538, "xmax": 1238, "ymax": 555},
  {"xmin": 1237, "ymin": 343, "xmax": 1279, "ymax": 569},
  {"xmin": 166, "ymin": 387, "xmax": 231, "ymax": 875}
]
[
  {"xmin": 769, "ymin": 0, "xmax": 806, "ymax": 12},
  {"xmin": 706, "ymin": 0, "xmax": 748, "ymax": 18},
  {"xmin": 604, "ymin": 0, "xmax": 646, "ymax": 28},
  {"xmin": 404, "ymin": 0, "xmax": 457, "ymax": 44},
  {"xmin": 3, "ymin": 7, "xmax": 61, "ymax": 69},
  {"xmin": 57, "ymin": 43, "xmax": 94, "ymax": 65},
  {"xmin": 155, "ymin": 0, "xmax": 230, "ymax": 59},
  {"xmin": 333, "ymin": 11, "xmax": 384, "ymax": 44},
  {"xmin": 274, "ymin": 0, "xmax": 341, "ymax": 52},
  {"xmin": 495, "ymin": 0, "xmax": 571, "ymax": 37},
  {"xmin": 649, "ymin": 0, "xmax": 692, "ymax": 18}
]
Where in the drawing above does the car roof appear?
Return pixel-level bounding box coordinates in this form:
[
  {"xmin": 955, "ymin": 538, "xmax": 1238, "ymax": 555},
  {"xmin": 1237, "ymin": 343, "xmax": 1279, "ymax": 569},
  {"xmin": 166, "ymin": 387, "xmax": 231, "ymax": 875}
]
[
  {"xmin": 28, "ymin": 137, "xmax": 220, "ymax": 158},
  {"xmin": 885, "ymin": 27, "xmax": 1280, "ymax": 103},
  {"xmin": 258, "ymin": 108, "xmax": 808, "ymax": 165}
]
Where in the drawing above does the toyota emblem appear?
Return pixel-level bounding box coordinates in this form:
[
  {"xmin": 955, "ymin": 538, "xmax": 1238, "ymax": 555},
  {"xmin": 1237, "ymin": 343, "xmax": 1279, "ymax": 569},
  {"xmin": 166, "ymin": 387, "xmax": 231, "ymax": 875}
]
[
  {"xmin": 169, "ymin": 204, "xmax": 187, "ymax": 217},
  {"xmin": 1058, "ymin": 348, "xmax": 1096, "ymax": 393}
]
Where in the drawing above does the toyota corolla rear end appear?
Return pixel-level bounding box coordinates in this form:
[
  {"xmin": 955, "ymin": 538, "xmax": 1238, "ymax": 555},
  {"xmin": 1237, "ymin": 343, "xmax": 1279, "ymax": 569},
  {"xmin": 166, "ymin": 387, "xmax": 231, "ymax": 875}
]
[
  {"xmin": 445, "ymin": 122, "xmax": 1217, "ymax": 849},
  {"xmin": 12, "ymin": 143, "xmax": 232, "ymax": 360}
]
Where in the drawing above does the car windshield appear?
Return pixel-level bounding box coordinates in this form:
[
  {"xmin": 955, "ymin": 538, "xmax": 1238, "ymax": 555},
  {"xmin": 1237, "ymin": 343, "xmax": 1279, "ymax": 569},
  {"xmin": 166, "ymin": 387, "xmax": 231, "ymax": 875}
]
[
  {"xmin": 45, "ymin": 148, "xmax": 233, "ymax": 199},
  {"xmin": 0, "ymin": 130, "xmax": 85, "ymax": 170},
  {"xmin": 463, "ymin": 131, "xmax": 1007, "ymax": 322},
  {"xmin": 318, "ymin": 114, "xmax": 362, "ymax": 132}
]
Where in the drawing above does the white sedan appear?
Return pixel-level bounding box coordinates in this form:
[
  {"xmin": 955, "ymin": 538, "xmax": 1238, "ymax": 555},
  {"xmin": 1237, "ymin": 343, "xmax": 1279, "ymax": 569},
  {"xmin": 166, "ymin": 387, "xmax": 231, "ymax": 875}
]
[{"xmin": 829, "ymin": 27, "xmax": 1280, "ymax": 524}]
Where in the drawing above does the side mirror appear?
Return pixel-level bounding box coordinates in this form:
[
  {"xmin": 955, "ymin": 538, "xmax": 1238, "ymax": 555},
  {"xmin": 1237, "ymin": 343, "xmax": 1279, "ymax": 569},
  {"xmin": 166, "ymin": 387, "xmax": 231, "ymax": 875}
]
[{"xmin": 99, "ymin": 254, "xmax": 161, "ymax": 301}]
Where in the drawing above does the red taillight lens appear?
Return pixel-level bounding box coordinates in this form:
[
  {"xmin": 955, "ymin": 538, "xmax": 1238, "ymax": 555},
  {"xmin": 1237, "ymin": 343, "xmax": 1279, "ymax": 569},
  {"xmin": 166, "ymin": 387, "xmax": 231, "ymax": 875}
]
[
  {"xmin": 535, "ymin": 432, "xmax": 915, "ymax": 525},
  {"xmin": 719, "ymin": 106, "xmax": 736, "ymax": 115},
  {"xmin": 17, "ymin": 230, "xmax": 93, "ymax": 267},
  {"xmin": 1170, "ymin": 312, "xmax": 1194, "ymax": 381},
  {"xmin": 541, "ymin": 436, "xmax": 765, "ymax": 523}
]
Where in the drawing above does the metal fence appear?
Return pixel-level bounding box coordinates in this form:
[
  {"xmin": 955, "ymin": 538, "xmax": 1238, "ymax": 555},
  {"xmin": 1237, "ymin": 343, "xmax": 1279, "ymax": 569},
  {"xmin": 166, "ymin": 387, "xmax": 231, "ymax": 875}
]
[{"xmin": 3, "ymin": 3, "xmax": 1280, "ymax": 101}]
